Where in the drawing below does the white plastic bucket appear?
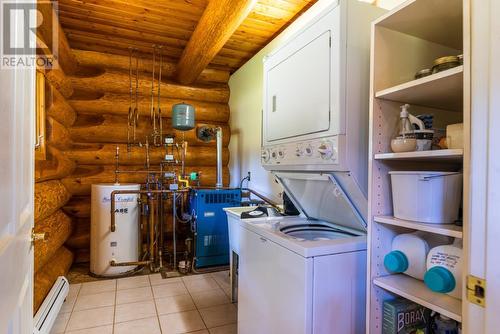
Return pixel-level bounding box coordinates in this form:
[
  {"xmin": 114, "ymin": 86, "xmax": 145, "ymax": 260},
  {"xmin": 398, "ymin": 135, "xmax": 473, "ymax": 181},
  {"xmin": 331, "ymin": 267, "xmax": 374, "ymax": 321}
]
[{"xmin": 389, "ymin": 171, "xmax": 462, "ymax": 224}]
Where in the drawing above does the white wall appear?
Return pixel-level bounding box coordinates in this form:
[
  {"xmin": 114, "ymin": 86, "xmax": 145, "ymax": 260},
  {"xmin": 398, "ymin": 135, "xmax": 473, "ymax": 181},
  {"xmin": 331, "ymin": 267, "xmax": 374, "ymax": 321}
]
[{"xmin": 228, "ymin": 0, "xmax": 405, "ymax": 202}]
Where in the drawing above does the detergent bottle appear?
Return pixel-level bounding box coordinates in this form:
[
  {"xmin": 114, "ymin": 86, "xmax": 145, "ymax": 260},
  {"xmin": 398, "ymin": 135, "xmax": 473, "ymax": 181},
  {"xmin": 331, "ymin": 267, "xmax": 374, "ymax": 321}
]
[
  {"xmin": 424, "ymin": 239, "xmax": 463, "ymax": 299},
  {"xmin": 384, "ymin": 232, "xmax": 452, "ymax": 280}
]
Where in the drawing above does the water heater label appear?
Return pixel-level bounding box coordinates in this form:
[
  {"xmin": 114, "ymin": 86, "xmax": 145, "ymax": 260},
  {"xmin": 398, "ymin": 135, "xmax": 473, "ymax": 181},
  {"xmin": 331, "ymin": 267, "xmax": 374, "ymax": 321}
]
[
  {"xmin": 114, "ymin": 208, "xmax": 129, "ymax": 214},
  {"xmin": 204, "ymin": 212, "xmax": 215, "ymax": 217},
  {"xmin": 102, "ymin": 195, "xmax": 136, "ymax": 203}
]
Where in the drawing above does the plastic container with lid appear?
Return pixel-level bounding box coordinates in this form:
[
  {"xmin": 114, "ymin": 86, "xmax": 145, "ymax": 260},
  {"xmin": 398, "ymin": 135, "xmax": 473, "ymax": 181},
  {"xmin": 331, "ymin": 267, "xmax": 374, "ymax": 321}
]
[
  {"xmin": 389, "ymin": 171, "xmax": 462, "ymax": 224},
  {"xmin": 424, "ymin": 239, "xmax": 463, "ymax": 299},
  {"xmin": 384, "ymin": 232, "xmax": 452, "ymax": 280}
]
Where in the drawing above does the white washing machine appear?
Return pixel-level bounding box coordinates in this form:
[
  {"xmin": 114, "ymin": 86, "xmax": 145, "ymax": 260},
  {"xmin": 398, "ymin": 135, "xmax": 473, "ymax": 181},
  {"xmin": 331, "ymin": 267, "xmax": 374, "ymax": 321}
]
[
  {"xmin": 225, "ymin": 171, "xmax": 368, "ymax": 334},
  {"xmin": 225, "ymin": 0, "xmax": 385, "ymax": 332}
]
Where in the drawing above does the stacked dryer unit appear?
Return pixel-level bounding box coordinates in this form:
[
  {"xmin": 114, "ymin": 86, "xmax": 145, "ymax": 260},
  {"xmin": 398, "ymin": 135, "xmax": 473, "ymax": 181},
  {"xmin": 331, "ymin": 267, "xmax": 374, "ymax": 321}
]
[{"xmin": 235, "ymin": 1, "xmax": 386, "ymax": 333}]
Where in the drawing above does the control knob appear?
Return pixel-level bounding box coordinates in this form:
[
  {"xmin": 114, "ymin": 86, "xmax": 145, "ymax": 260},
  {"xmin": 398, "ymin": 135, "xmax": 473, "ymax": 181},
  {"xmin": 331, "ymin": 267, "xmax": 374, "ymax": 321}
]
[
  {"xmin": 304, "ymin": 145, "xmax": 313, "ymax": 156},
  {"xmin": 318, "ymin": 141, "xmax": 334, "ymax": 160},
  {"xmin": 295, "ymin": 146, "xmax": 303, "ymax": 157},
  {"xmin": 261, "ymin": 149, "xmax": 270, "ymax": 162}
]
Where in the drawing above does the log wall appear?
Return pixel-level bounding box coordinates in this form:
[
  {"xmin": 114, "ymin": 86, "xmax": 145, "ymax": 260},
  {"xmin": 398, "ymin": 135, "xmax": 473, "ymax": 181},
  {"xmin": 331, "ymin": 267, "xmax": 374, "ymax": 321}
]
[
  {"xmin": 59, "ymin": 48, "xmax": 232, "ymax": 274},
  {"xmin": 33, "ymin": 9, "xmax": 79, "ymax": 312},
  {"xmin": 34, "ymin": 71, "xmax": 76, "ymax": 312}
]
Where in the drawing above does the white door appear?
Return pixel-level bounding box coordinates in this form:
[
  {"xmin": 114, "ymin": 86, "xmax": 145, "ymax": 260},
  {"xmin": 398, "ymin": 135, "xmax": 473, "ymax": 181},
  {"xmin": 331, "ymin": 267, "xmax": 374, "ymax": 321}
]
[
  {"xmin": 467, "ymin": 0, "xmax": 500, "ymax": 332},
  {"xmin": 0, "ymin": 0, "xmax": 36, "ymax": 332},
  {"xmin": 482, "ymin": 0, "xmax": 500, "ymax": 331}
]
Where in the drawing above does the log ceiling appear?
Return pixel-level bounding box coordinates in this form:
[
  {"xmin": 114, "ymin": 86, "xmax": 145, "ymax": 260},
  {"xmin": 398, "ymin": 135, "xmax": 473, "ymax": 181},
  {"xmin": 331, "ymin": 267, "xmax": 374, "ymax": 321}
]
[{"xmin": 56, "ymin": 0, "xmax": 318, "ymax": 74}]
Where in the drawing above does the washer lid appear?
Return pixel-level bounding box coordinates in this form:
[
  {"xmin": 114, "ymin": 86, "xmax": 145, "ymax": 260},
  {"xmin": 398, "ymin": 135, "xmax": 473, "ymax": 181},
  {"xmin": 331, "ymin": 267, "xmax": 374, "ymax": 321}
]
[{"xmin": 274, "ymin": 172, "xmax": 367, "ymax": 234}]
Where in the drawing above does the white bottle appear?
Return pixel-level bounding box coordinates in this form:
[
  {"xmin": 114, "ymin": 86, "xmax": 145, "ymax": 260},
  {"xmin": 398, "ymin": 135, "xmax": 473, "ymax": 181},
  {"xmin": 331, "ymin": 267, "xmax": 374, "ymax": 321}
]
[
  {"xmin": 384, "ymin": 232, "xmax": 451, "ymax": 280},
  {"xmin": 424, "ymin": 239, "xmax": 463, "ymax": 299}
]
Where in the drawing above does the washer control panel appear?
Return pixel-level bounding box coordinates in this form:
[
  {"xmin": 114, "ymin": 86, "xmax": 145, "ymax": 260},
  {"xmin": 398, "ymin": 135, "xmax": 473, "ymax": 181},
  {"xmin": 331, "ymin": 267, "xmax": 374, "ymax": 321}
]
[{"xmin": 262, "ymin": 137, "xmax": 339, "ymax": 166}]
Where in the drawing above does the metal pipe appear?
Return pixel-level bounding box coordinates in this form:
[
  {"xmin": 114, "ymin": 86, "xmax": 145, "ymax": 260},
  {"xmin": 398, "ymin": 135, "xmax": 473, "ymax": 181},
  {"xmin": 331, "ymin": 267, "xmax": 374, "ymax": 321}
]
[
  {"xmin": 145, "ymin": 139, "xmax": 150, "ymax": 170},
  {"xmin": 148, "ymin": 194, "xmax": 155, "ymax": 271},
  {"xmin": 158, "ymin": 190, "xmax": 164, "ymax": 270},
  {"xmin": 110, "ymin": 189, "xmax": 189, "ymax": 233},
  {"xmin": 172, "ymin": 192, "xmax": 177, "ymax": 271},
  {"xmin": 216, "ymin": 127, "xmax": 223, "ymax": 188},
  {"xmin": 114, "ymin": 145, "xmax": 120, "ymax": 184},
  {"xmin": 115, "ymin": 170, "xmax": 172, "ymax": 175},
  {"xmin": 243, "ymin": 188, "xmax": 281, "ymax": 212},
  {"xmin": 110, "ymin": 259, "xmax": 150, "ymax": 267},
  {"xmin": 181, "ymin": 140, "xmax": 187, "ymax": 178}
]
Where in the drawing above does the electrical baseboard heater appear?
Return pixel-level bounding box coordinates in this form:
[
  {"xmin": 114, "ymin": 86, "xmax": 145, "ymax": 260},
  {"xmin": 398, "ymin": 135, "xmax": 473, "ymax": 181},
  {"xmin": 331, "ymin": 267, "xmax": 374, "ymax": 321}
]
[{"xmin": 33, "ymin": 276, "xmax": 69, "ymax": 334}]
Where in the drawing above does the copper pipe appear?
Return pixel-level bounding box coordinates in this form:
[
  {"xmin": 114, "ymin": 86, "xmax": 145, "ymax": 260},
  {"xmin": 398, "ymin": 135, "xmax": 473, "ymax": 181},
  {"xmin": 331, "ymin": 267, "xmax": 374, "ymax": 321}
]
[
  {"xmin": 215, "ymin": 127, "xmax": 223, "ymax": 188},
  {"xmin": 148, "ymin": 194, "xmax": 155, "ymax": 271},
  {"xmin": 110, "ymin": 259, "xmax": 150, "ymax": 267},
  {"xmin": 115, "ymin": 170, "xmax": 169, "ymax": 174},
  {"xmin": 110, "ymin": 189, "xmax": 189, "ymax": 233}
]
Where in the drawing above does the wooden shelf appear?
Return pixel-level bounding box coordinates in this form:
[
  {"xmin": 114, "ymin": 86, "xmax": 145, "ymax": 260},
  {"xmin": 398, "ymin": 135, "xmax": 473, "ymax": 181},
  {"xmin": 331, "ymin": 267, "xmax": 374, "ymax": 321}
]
[
  {"xmin": 374, "ymin": 0, "xmax": 463, "ymax": 50},
  {"xmin": 375, "ymin": 66, "xmax": 463, "ymax": 111},
  {"xmin": 373, "ymin": 275, "xmax": 462, "ymax": 322},
  {"xmin": 374, "ymin": 149, "xmax": 463, "ymax": 162},
  {"xmin": 374, "ymin": 216, "xmax": 463, "ymax": 238}
]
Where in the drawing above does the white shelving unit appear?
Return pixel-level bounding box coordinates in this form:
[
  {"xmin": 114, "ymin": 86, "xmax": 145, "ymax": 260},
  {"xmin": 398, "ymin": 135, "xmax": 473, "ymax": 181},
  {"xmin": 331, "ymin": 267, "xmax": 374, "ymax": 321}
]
[
  {"xmin": 367, "ymin": 0, "xmax": 468, "ymax": 333},
  {"xmin": 373, "ymin": 275, "xmax": 462, "ymax": 322},
  {"xmin": 374, "ymin": 149, "xmax": 463, "ymax": 162},
  {"xmin": 374, "ymin": 216, "xmax": 463, "ymax": 238},
  {"xmin": 375, "ymin": 66, "xmax": 463, "ymax": 111}
]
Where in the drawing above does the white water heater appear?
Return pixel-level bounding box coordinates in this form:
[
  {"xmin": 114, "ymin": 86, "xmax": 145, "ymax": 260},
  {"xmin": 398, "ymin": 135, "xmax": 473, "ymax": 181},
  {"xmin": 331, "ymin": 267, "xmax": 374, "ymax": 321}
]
[{"xmin": 91, "ymin": 183, "xmax": 140, "ymax": 276}]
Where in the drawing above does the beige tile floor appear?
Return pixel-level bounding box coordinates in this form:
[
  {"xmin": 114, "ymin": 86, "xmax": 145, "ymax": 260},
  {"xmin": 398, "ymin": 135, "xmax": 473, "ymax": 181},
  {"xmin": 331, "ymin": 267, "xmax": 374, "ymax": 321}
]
[{"xmin": 52, "ymin": 271, "xmax": 236, "ymax": 334}]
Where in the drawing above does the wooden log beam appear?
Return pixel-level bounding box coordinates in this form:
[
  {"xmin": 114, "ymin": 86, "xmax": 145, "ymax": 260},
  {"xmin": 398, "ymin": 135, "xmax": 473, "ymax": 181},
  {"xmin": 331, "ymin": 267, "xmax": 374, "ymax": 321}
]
[
  {"xmin": 63, "ymin": 197, "xmax": 90, "ymax": 218},
  {"xmin": 34, "ymin": 210, "xmax": 73, "ymax": 273},
  {"xmin": 72, "ymin": 49, "xmax": 230, "ymax": 84},
  {"xmin": 47, "ymin": 117, "xmax": 72, "ymax": 150},
  {"xmin": 73, "ymin": 248, "xmax": 90, "ymax": 264},
  {"xmin": 34, "ymin": 246, "xmax": 73, "ymax": 313},
  {"xmin": 35, "ymin": 146, "xmax": 76, "ymax": 183},
  {"xmin": 44, "ymin": 68, "xmax": 74, "ymax": 99},
  {"xmin": 69, "ymin": 93, "xmax": 230, "ymax": 123},
  {"xmin": 68, "ymin": 115, "xmax": 230, "ymax": 147},
  {"xmin": 46, "ymin": 83, "xmax": 77, "ymax": 127},
  {"xmin": 65, "ymin": 218, "xmax": 89, "ymax": 250},
  {"xmin": 37, "ymin": 2, "xmax": 79, "ymax": 75},
  {"xmin": 65, "ymin": 143, "xmax": 229, "ymax": 167},
  {"xmin": 70, "ymin": 69, "xmax": 229, "ymax": 103},
  {"xmin": 61, "ymin": 165, "xmax": 230, "ymax": 196},
  {"xmin": 34, "ymin": 180, "xmax": 71, "ymax": 222},
  {"xmin": 175, "ymin": 0, "xmax": 257, "ymax": 84}
]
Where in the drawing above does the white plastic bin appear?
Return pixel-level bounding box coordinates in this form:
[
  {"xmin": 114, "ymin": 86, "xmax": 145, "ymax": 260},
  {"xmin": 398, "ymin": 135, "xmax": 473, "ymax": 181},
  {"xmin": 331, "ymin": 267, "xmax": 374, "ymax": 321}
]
[{"xmin": 389, "ymin": 171, "xmax": 462, "ymax": 224}]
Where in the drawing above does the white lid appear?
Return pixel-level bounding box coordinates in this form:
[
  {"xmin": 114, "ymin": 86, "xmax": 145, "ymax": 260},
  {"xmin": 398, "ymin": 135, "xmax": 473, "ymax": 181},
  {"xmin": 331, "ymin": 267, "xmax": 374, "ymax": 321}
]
[{"xmin": 274, "ymin": 172, "xmax": 367, "ymax": 234}]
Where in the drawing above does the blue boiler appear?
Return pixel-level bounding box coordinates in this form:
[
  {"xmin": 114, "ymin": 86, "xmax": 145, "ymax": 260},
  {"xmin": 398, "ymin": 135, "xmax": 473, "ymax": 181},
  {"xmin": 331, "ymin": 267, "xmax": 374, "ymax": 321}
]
[{"xmin": 189, "ymin": 189, "xmax": 241, "ymax": 268}]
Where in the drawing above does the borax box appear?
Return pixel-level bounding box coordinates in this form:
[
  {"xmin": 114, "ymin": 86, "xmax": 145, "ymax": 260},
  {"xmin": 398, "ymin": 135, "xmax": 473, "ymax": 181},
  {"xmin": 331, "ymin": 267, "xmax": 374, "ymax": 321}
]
[{"xmin": 382, "ymin": 298, "xmax": 431, "ymax": 334}]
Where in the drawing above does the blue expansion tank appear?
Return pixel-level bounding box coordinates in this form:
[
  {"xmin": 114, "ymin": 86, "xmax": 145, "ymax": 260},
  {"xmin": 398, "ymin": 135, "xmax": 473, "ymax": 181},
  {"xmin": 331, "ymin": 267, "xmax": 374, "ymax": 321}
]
[{"xmin": 189, "ymin": 189, "xmax": 241, "ymax": 268}]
